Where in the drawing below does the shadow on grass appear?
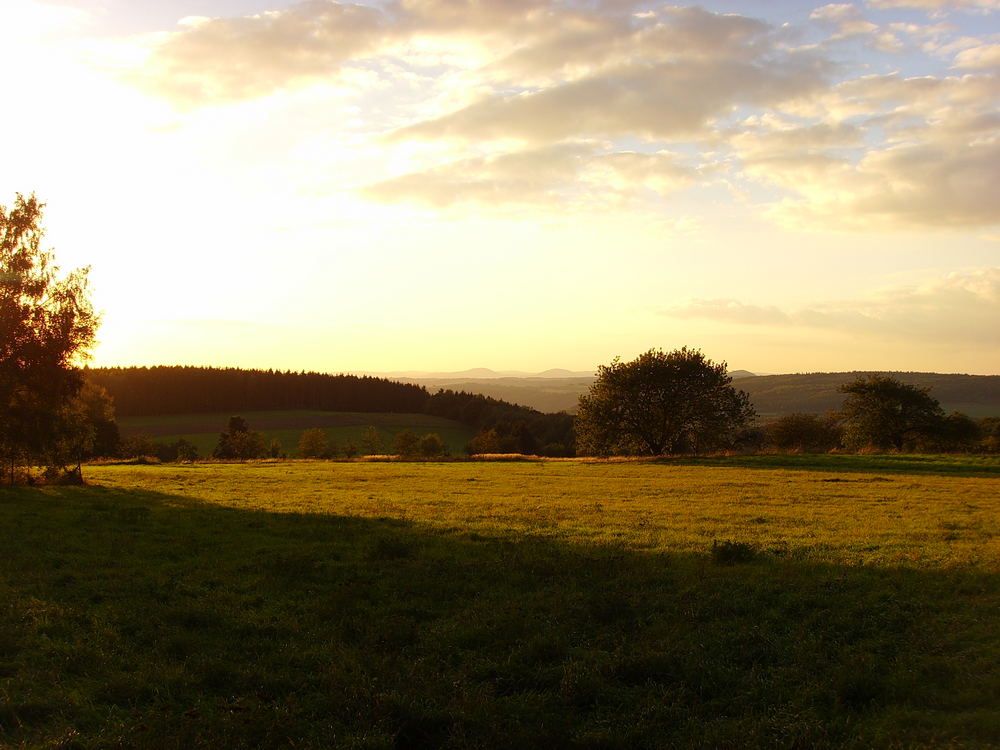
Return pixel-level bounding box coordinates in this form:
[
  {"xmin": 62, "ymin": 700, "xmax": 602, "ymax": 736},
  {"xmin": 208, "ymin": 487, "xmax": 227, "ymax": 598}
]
[
  {"xmin": 655, "ymin": 452, "xmax": 1000, "ymax": 478},
  {"xmin": 2, "ymin": 484, "xmax": 999, "ymax": 749}
]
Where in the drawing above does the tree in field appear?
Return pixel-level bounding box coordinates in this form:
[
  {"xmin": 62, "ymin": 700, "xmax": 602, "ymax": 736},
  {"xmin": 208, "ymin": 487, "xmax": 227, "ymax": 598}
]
[
  {"xmin": 360, "ymin": 426, "xmax": 382, "ymax": 455},
  {"xmin": 392, "ymin": 429, "xmax": 420, "ymax": 456},
  {"xmin": 575, "ymin": 347, "xmax": 755, "ymax": 456},
  {"xmin": 298, "ymin": 428, "xmax": 330, "ymax": 459},
  {"xmin": 418, "ymin": 432, "xmax": 446, "ymax": 457},
  {"xmin": 466, "ymin": 428, "xmax": 501, "ymax": 455},
  {"xmin": 765, "ymin": 412, "xmax": 842, "ymax": 453},
  {"xmin": 979, "ymin": 417, "xmax": 1000, "ymax": 453},
  {"xmin": 213, "ymin": 415, "xmax": 267, "ymax": 460},
  {"xmin": 1, "ymin": 194, "xmax": 98, "ymax": 483},
  {"xmin": 838, "ymin": 374, "xmax": 945, "ymax": 451},
  {"xmin": 47, "ymin": 382, "xmax": 119, "ymax": 475}
]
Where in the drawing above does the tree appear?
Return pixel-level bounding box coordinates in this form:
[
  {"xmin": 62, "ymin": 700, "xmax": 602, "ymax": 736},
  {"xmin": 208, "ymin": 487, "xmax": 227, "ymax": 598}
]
[
  {"xmin": 360, "ymin": 426, "xmax": 383, "ymax": 455},
  {"xmin": 417, "ymin": 433, "xmax": 446, "ymax": 457},
  {"xmin": 765, "ymin": 412, "xmax": 842, "ymax": 453},
  {"xmin": 1, "ymin": 194, "xmax": 98, "ymax": 483},
  {"xmin": 392, "ymin": 429, "xmax": 420, "ymax": 456},
  {"xmin": 46, "ymin": 382, "xmax": 119, "ymax": 478},
  {"xmin": 978, "ymin": 417, "xmax": 1000, "ymax": 453},
  {"xmin": 298, "ymin": 428, "xmax": 331, "ymax": 459},
  {"xmin": 575, "ymin": 347, "xmax": 755, "ymax": 456},
  {"xmin": 213, "ymin": 415, "xmax": 267, "ymax": 460},
  {"xmin": 839, "ymin": 374, "xmax": 945, "ymax": 451}
]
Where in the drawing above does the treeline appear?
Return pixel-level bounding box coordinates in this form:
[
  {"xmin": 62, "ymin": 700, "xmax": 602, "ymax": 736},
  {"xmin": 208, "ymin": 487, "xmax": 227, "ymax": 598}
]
[
  {"xmin": 86, "ymin": 367, "xmax": 428, "ymax": 417},
  {"xmin": 84, "ymin": 367, "xmax": 577, "ymax": 457},
  {"xmin": 425, "ymin": 389, "xmax": 575, "ymax": 456}
]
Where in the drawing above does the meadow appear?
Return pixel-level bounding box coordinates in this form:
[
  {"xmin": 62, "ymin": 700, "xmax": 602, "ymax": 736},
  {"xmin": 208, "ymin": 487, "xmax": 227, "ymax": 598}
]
[
  {"xmin": 3, "ymin": 458, "xmax": 1000, "ymax": 748},
  {"xmin": 117, "ymin": 411, "xmax": 478, "ymax": 457}
]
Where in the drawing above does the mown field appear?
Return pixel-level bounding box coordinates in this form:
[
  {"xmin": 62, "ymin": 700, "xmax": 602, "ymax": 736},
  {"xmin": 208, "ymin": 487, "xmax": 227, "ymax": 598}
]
[
  {"xmin": 117, "ymin": 411, "xmax": 478, "ymax": 457},
  {"xmin": 3, "ymin": 457, "xmax": 1000, "ymax": 748}
]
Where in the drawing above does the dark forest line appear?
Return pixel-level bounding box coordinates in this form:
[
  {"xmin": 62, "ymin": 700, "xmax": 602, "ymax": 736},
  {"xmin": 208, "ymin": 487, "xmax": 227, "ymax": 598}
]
[{"xmin": 84, "ymin": 366, "xmax": 577, "ymax": 456}]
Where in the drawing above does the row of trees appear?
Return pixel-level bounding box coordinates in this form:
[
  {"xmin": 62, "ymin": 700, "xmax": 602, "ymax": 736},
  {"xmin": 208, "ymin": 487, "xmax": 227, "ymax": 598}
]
[{"xmin": 87, "ymin": 366, "xmax": 429, "ymax": 417}]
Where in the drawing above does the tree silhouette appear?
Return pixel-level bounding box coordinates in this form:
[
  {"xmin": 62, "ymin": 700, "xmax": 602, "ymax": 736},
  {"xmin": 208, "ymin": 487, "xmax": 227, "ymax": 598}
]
[
  {"xmin": 0, "ymin": 194, "xmax": 98, "ymax": 483},
  {"xmin": 839, "ymin": 374, "xmax": 944, "ymax": 451},
  {"xmin": 576, "ymin": 348, "xmax": 755, "ymax": 456}
]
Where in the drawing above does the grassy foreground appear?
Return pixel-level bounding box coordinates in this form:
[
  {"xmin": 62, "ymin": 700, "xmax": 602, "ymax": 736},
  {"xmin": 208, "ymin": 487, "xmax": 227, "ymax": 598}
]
[{"xmin": 3, "ymin": 459, "xmax": 1000, "ymax": 748}]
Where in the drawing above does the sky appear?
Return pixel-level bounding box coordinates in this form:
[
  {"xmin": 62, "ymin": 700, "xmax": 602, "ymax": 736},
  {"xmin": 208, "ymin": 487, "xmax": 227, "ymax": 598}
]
[{"xmin": 2, "ymin": 0, "xmax": 999, "ymax": 375}]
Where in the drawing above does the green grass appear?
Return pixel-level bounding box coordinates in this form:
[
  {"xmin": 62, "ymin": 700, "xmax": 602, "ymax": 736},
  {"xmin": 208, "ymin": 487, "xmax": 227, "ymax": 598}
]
[
  {"xmin": 663, "ymin": 452, "xmax": 1000, "ymax": 478},
  {"xmin": 3, "ymin": 460, "xmax": 1000, "ymax": 748},
  {"xmin": 118, "ymin": 410, "xmax": 477, "ymax": 457}
]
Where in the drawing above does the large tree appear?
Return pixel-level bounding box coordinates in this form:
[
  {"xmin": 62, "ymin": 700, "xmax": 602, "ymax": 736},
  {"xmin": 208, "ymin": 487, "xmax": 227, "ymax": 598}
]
[
  {"xmin": 576, "ymin": 347, "xmax": 755, "ymax": 456},
  {"xmin": 1, "ymin": 194, "xmax": 98, "ymax": 483},
  {"xmin": 838, "ymin": 374, "xmax": 945, "ymax": 451}
]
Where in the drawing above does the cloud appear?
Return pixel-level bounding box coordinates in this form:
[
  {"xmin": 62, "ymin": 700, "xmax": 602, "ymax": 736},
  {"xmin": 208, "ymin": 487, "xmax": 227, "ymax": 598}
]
[
  {"xmin": 767, "ymin": 134, "xmax": 1000, "ymax": 229},
  {"xmin": 953, "ymin": 43, "xmax": 1000, "ymax": 69},
  {"xmin": 359, "ymin": 144, "xmax": 700, "ymax": 208},
  {"xmin": 661, "ymin": 268, "xmax": 1000, "ymax": 347},
  {"xmin": 811, "ymin": 3, "xmax": 879, "ymax": 37},
  {"xmin": 390, "ymin": 54, "xmax": 829, "ymax": 145},
  {"xmin": 124, "ymin": 1, "xmax": 999, "ymax": 233},
  {"xmin": 739, "ymin": 69, "xmax": 1000, "ymax": 230},
  {"xmin": 867, "ymin": 0, "xmax": 999, "ymax": 12},
  {"xmin": 867, "ymin": 0, "xmax": 999, "ymax": 10},
  {"xmin": 137, "ymin": 1, "xmax": 387, "ymax": 104}
]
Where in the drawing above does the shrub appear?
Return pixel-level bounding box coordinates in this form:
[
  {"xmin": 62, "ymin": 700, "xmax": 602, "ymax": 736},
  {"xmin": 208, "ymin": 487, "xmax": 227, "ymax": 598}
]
[
  {"xmin": 298, "ymin": 428, "xmax": 330, "ymax": 459},
  {"xmin": 418, "ymin": 433, "xmax": 447, "ymax": 457},
  {"xmin": 711, "ymin": 540, "xmax": 757, "ymax": 565}
]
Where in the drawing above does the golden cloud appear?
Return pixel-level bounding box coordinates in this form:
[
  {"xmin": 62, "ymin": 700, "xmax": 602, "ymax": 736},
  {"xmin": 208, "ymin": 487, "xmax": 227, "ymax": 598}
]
[{"xmin": 662, "ymin": 268, "xmax": 1000, "ymax": 346}]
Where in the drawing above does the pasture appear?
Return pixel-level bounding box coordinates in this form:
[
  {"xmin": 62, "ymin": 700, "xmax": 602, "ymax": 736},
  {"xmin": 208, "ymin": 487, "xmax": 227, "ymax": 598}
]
[
  {"xmin": 117, "ymin": 410, "xmax": 478, "ymax": 457},
  {"xmin": 3, "ymin": 458, "xmax": 999, "ymax": 748}
]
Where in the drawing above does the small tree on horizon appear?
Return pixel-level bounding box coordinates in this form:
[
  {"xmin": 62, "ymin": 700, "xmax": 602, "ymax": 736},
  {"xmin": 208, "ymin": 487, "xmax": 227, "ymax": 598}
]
[
  {"xmin": 213, "ymin": 415, "xmax": 267, "ymax": 460},
  {"xmin": 298, "ymin": 428, "xmax": 331, "ymax": 459},
  {"xmin": 360, "ymin": 426, "xmax": 382, "ymax": 455},
  {"xmin": 839, "ymin": 374, "xmax": 945, "ymax": 451},
  {"xmin": 392, "ymin": 429, "xmax": 420, "ymax": 456}
]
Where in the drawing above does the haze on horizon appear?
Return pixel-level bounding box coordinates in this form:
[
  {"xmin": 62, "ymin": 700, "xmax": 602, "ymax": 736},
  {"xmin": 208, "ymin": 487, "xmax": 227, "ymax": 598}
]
[{"xmin": 2, "ymin": 0, "xmax": 998, "ymax": 376}]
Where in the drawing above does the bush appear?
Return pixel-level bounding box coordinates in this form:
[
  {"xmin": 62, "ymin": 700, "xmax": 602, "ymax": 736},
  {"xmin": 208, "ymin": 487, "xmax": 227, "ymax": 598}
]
[
  {"xmin": 711, "ymin": 540, "xmax": 757, "ymax": 565},
  {"xmin": 392, "ymin": 429, "xmax": 420, "ymax": 456},
  {"xmin": 766, "ymin": 413, "xmax": 842, "ymax": 452},
  {"xmin": 418, "ymin": 433, "xmax": 447, "ymax": 457},
  {"xmin": 298, "ymin": 428, "xmax": 331, "ymax": 459}
]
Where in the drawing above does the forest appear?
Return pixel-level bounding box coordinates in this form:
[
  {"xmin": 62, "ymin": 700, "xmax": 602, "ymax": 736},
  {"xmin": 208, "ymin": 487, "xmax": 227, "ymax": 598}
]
[{"xmin": 85, "ymin": 366, "xmax": 578, "ymax": 457}]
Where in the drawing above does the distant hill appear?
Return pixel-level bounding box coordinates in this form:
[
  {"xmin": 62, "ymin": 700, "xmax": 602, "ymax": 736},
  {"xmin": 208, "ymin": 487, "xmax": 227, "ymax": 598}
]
[
  {"xmin": 375, "ymin": 368, "xmax": 595, "ymax": 379},
  {"xmin": 393, "ymin": 371, "xmax": 1000, "ymax": 417},
  {"xmin": 742, "ymin": 372, "xmax": 1000, "ymax": 418},
  {"xmin": 394, "ymin": 375, "xmax": 595, "ymax": 414}
]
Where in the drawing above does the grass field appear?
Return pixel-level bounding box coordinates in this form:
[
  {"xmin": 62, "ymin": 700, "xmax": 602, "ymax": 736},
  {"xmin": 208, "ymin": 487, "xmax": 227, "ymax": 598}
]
[
  {"xmin": 117, "ymin": 410, "xmax": 478, "ymax": 457},
  {"xmin": 3, "ymin": 458, "xmax": 1000, "ymax": 748}
]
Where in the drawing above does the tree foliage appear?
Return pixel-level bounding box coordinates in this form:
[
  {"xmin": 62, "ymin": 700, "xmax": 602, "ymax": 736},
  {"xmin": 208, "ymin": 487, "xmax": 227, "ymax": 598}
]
[
  {"xmin": 575, "ymin": 348, "xmax": 755, "ymax": 456},
  {"xmin": 298, "ymin": 428, "xmax": 331, "ymax": 459},
  {"xmin": 765, "ymin": 412, "xmax": 842, "ymax": 453},
  {"xmin": 839, "ymin": 374, "xmax": 945, "ymax": 451},
  {"xmin": 1, "ymin": 194, "xmax": 98, "ymax": 482},
  {"xmin": 213, "ymin": 416, "xmax": 267, "ymax": 460}
]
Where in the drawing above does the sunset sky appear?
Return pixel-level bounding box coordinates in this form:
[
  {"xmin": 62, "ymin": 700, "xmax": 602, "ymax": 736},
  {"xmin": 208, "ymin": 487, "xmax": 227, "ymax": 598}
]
[{"xmin": 2, "ymin": 0, "xmax": 998, "ymax": 375}]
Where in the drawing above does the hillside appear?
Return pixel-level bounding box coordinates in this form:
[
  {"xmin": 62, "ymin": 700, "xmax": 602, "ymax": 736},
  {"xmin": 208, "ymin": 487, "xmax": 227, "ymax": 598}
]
[
  {"xmin": 400, "ymin": 371, "xmax": 1000, "ymax": 417},
  {"xmin": 742, "ymin": 371, "xmax": 1000, "ymax": 418}
]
